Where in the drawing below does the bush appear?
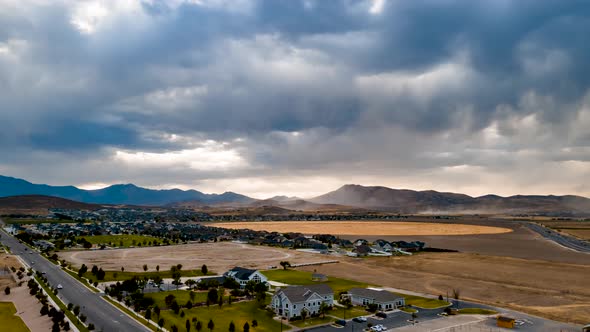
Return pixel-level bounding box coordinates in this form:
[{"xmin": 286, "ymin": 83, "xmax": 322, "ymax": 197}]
[
  {"xmin": 80, "ymin": 314, "xmax": 87, "ymax": 323},
  {"xmin": 88, "ymin": 323, "xmax": 95, "ymax": 330},
  {"xmin": 4, "ymin": 286, "xmax": 10, "ymax": 295}
]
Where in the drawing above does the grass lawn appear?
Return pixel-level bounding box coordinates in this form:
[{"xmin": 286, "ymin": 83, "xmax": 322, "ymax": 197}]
[
  {"xmin": 0, "ymin": 302, "xmax": 30, "ymax": 332},
  {"xmin": 329, "ymin": 306, "xmax": 369, "ymax": 319},
  {"xmin": 76, "ymin": 234, "xmax": 163, "ymax": 247},
  {"xmin": 82, "ymin": 269, "xmax": 210, "ymax": 283},
  {"xmin": 157, "ymin": 300, "xmax": 288, "ymax": 332},
  {"xmin": 390, "ymin": 293, "xmax": 449, "ymax": 309},
  {"xmin": 400, "ymin": 307, "xmax": 417, "ymax": 313},
  {"xmin": 261, "ymin": 269, "xmax": 369, "ymax": 297},
  {"xmin": 290, "ymin": 316, "xmax": 334, "ymax": 328},
  {"xmin": 458, "ymin": 308, "xmax": 497, "ymax": 315},
  {"xmin": 145, "ymin": 290, "xmax": 209, "ymax": 308}
]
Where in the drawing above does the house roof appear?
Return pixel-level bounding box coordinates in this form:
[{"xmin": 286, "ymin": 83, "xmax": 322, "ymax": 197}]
[
  {"xmin": 277, "ymin": 284, "xmax": 333, "ymax": 303},
  {"xmin": 227, "ymin": 266, "xmax": 257, "ymax": 280},
  {"xmin": 348, "ymin": 288, "xmax": 403, "ymax": 303}
]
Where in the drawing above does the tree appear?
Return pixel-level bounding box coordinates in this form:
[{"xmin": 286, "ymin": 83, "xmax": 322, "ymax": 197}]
[
  {"xmin": 171, "ymin": 325, "xmax": 178, "ymax": 332},
  {"xmin": 229, "ymin": 321, "xmax": 235, "ymax": 332},
  {"xmin": 52, "ymin": 322, "xmax": 60, "ymax": 332},
  {"xmin": 154, "ymin": 305, "xmax": 161, "ymax": 317},
  {"xmin": 243, "ymin": 322, "xmax": 250, "ymax": 332},
  {"xmin": 158, "ymin": 318, "xmax": 165, "ymax": 329},
  {"xmin": 156, "ymin": 265, "xmax": 160, "ymax": 272},
  {"xmin": 63, "ymin": 321, "xmax": 70, "ymax": 331},
  {"xmin": 91, "ymin": 265, "xmax": 98, "ymax": 275},
  {"xmin": 4, "ymin": 286, "xmax": 10, "ymax": 295},
  {"xmin": 207, "ymin": 319, "xmax": 215, "ymax": 332},
  {"xmin": 165, "ymin": 294, "xmax": 176, "ymax": 307},
  {"xmin": 121, "ymin": 267, "xmax": 125, "ymax": 272},
  {"xmin": 207, "ymin": 288, "xmax": 218, "ymax": 304},
  {"xmin": 251, "ymin": 320, "xmax": 257, "ymax": 329},
  {"xmin": 97, "ymin": 268, "xmax": 106, "ymax": 281},
  {"xmin": 171, "ymin": 300, "xmax": 180, "ymax": 314},
  {"xmin": 186, "ymin": 300, "xmax": 193, "ymax": 309},
  {"xmin": 186, "ymin": 319, "xmax": 191, "ymax": 332},
  {"xmin": 145, "ymin": 308, "xmax": 152, "ymax": 321},
  {"xmin": 40, "ymin": 305, "xmax": 49, "ymax": 316},
  {"xmin": 143, "ymin": 264, "xmax": 148, "ymax": 272},
  {"xmin": 218, "ymin": 294, "xmax": 223, "ymax": 308},
  {"xmin": 189, "ymin": 291, "xmax": 196, "ymax": 302},
  {"xmin": 73, "ymin": 305, "xmax": 80, "ymax": 316},
  {"xmin": 201, "ymin": 264, "xmax": 208, "ymax": 275},
  {"xmin": 301, "ymin": 309, "xmax": 308, "ymax": 321},
  {"xmin": 196, "ymin": 321, "xmax": 203, "ymax": 332},
  {"xmin": 438, "ymin": 294, "xmax": 443, "ymax": 301},
  {"xmin": 319, "ymin": 302, "xmax": 330, "ymax": 318},
  {"xmin": 279, "ymin": 261, "xmax": 291, "ymax": 270},
  {"xmin": 78, "ymin": 264, "xmax": 88, "ymax": 277}
]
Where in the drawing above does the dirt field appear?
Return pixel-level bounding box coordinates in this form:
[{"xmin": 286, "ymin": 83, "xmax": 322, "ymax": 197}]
[
  {"xmin": 58, "ymin": 242, "xmax": 326, "ymax": 273},
  {"xmin": 0, "ymin": 254, "xmax": 22, "ymax": 289},
  {"xmin": 212, "ymin": 221, "xmax": 512, "ymax": 236},
  {"xmin": 298, "ymin": 253, "xmax": 590, "ymax": 325}
]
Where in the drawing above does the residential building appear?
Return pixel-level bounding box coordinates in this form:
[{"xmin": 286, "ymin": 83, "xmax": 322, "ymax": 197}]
[
  {"xmin": 272, "ymin": 284, "xmax": 334, "ymax": 319},
  {"xmin": 346, "ymin": 288, "xmax": 405, "ymax": 311},
  {"xmin": 223, "ymin": 267, "xmax": 268, "ymax": 288}
]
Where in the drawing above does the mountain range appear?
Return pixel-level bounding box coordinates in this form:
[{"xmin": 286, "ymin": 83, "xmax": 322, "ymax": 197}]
[{"xmin": 1, "ymin": 175, "xmax": 590, "ymax": 215}]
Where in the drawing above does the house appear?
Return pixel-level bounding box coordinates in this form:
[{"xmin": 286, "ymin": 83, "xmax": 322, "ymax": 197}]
[
  {"xmin": 496, "ymin": 316, "xmax": 515, "ymax": 329},
  {"xmin": 224, "ymin": 267, "xmax": 268, "ymax": 289},
  {"xmin": 272, "ymin": 284, "xmax": 334, "ymax": 319},
  {"xmin": 33, "ymin": 240, "xmax": 55, "ymax": 251},
  {"xmin": 346, "ymin": 288, "xmax": 405, "ymax": 311},
  {"xmin": 583, "ymin": 324, "xmax": 590, "ymax": 332},
  {"xmin": 353, "ymin": 245, "xmax": 372, "ymax": 257}
]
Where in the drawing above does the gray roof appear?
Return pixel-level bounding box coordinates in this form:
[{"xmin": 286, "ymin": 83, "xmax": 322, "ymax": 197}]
[
  {"xmin": 348, "ymin": 288, "xmax": 403, "ymax": 303},
  {"xmin": 227, "ymin": 266, "xmax": 256, "ymax": 280},
  {"xmin": 277, "ymin": 284, "xmax": 333, "ymax": 303}
]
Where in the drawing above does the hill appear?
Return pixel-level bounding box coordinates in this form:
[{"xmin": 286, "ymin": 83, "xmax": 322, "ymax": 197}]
[
  {"xmin": 0, "ymin": 175, "xmax": 254, "ymax": 206},
  {"xmin": 311, "ymin": 184, "xmax": 590, "ymax": 215},
  {"xmin": 0, "ymin": 195, "xmax": 103, "ymax": 215}
]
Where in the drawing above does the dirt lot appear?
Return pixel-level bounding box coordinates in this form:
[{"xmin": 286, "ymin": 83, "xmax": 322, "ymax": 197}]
[
  {"xmin": 299, "ymin": 253, "xmax": 590, "ymax": 325},
  {"xmin": 213, "ymin": 221, "xmax": 512, "ymax": 236},
  {"xmin": 0, "ymin": 253, "xmax": 22, "ymax": 289},
  {"xmin": 58, "ymin": 242, "xmax": 326, "ymax": 273}
]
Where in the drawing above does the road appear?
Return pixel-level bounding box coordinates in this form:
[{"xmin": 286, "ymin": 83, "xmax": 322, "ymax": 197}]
[
  {"xmin": 525, "ymin": 222, "xmax": 590, "ymax": 253},
  {"xmin": 0, "ymin": 220, "xmax": 149, "ymax": 332}
]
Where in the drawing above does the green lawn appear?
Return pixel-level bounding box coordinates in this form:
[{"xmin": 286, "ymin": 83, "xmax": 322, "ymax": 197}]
[
  {"xmin": 76, "ymin": 235, "xmax": 163, "ymax": 247},
  {"xmin": 400, "ymin": 306, "xmax": 417, "ymax": 313},
  {"xmin": 82, "ymin": 269, "xmax": 210, "ymax": 283},
  {"xmin": 392, "ymin": 294, "xmax": 449, "ymax": 309},
  {"xmin": 0, "ymin": 302, "xmax": 30, "ymax": 332},
  {"xmin": 458, "ymin": 308, "xmax": 497, "ymax": 315},
  {"xmin": 329, "ymin": 306, "xmax": 369, "ymax": 319},
  {"xmin": 261, "ymin": 269, "xmax": 369, "ymax": 297},
  {"xmin": 290, "ymin": 316, "xmax": 333, "ymax": 328},
  {"xmin": 157, "ymin": 300, "xmax": 288, "ymax": 332},
  {"xmin": 145, "ymin": 290, "xmax": 209, "ymax": 308}
]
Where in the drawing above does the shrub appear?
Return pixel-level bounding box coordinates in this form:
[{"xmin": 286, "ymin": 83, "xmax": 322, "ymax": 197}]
[{"xmin": 4, "ymin": 286, "xmax": 10, "ymax": 295}]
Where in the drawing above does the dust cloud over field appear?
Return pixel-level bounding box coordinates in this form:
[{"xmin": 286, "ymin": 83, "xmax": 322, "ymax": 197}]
[{"xmin": 212, "ymin": 221, "xmax": 512, "ymax": 236}]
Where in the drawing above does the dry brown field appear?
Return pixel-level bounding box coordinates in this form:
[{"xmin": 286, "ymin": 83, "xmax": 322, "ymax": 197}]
[
  {"xmin": 58, "ymin": 242, "xmax": 324, "ymax": 273},
  {"xmin": 0, "ymin": 253, "xmax": 22, "ymax": 289},
  {"xmin": 299, "ymin": 253, "xmax": 590, "ymax": 325},
  {"xmin": 212, "ymin": 221, "xmax": 512, "ymax": 236},
  {"xmin": 535, "ymin": 220, "xmax": 590, "ymax": 240}
]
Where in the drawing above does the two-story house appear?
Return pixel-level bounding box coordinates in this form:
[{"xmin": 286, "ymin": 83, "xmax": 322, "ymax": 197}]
[
  {"xmin": 223, "ymin": 267, "xmax": 268, "ymax": 289},
  {"xmin": 272, "ymin": 284, "xmax": 334, "ymax": 319}
]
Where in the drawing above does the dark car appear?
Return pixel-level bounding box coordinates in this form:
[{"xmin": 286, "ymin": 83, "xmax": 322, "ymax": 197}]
[
  {"xmin": 335, "ymin": 319, "xmax": 347, "ymax": 326},
  {"xmin": 353, "ymin": 317, "xmax": 367, "ymax": 323},
  {"xmin": 375, "ymin": 312, "xmax": 387, "ymax": 318}
]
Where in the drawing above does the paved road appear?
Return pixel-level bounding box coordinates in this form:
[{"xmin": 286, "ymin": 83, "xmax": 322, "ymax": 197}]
[
  {"xmin": 0, "ymin": 221, "xmax": 149, "ymax": 332},
  {"xmin": 525, "ymin": 222, "xmax": 590, "ymax": 253}
]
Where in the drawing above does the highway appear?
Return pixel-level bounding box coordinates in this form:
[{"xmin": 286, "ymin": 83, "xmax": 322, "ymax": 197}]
[
  {"xmin": 0, "ymin": 219, "xmax": 149, "ymax": 332},
  {"xmin": 525, "ymin": 222, "xmax": 590, "ymax": 253}
]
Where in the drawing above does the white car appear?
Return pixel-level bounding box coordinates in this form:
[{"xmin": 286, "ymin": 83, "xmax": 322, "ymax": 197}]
[{"xmin": 57, "ymin": 284, "xmax": 63, "ymax": 289}]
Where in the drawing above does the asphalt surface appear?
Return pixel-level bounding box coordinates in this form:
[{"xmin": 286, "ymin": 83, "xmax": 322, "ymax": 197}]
[
  {"xmin": 0, "ymin": 221, "xmax": 149, "ymax": 332},
  {"xmin": 307, "ymin": 300, "xmax": 581, "ymax": 332},
  {"xmin": 525, "ymin": 222, "xmax": 590, "ymax": 253}
]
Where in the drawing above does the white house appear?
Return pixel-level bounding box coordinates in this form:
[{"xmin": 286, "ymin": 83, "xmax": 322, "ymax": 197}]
[
  {"xmin": 223, "ymin": 267, "xmax": 268, "ymax": 288},
  {"xmin": 272, "ymin": 284, "xmax": 334, "ymax": 319},
  {"xmin": 346, "ymin": 288, "xmax": 405, "ymax": 311}
]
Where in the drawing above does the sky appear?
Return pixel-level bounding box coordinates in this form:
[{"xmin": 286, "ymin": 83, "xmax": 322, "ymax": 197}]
[{"xmin": 1, "ymin": 0, "xmax": 589, "ymax": 199}]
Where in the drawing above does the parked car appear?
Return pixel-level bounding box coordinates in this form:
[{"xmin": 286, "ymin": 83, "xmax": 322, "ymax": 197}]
[
  {"xmin": 57, "ymin": 284, "xmax": 63, "ymax": 289},
  {"xmin": 371, "ymin": 325, "xmax": 386, "ymax": 332},
  {"xmin": 353, "ymin": 317, "xmax": 367, "ymax": 323},
  {"xmin": 376, "ymin": 312, "xmax": 387, "ymax": 318},
  {"xmin": 335, "ymin": 319, "xmax": 347, "ymax": 326}
]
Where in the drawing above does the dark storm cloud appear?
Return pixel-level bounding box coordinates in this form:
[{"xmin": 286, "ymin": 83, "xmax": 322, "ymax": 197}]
[{"xmin": 0, "ymin": 0, "xmax": 589, "ymax": 196}]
